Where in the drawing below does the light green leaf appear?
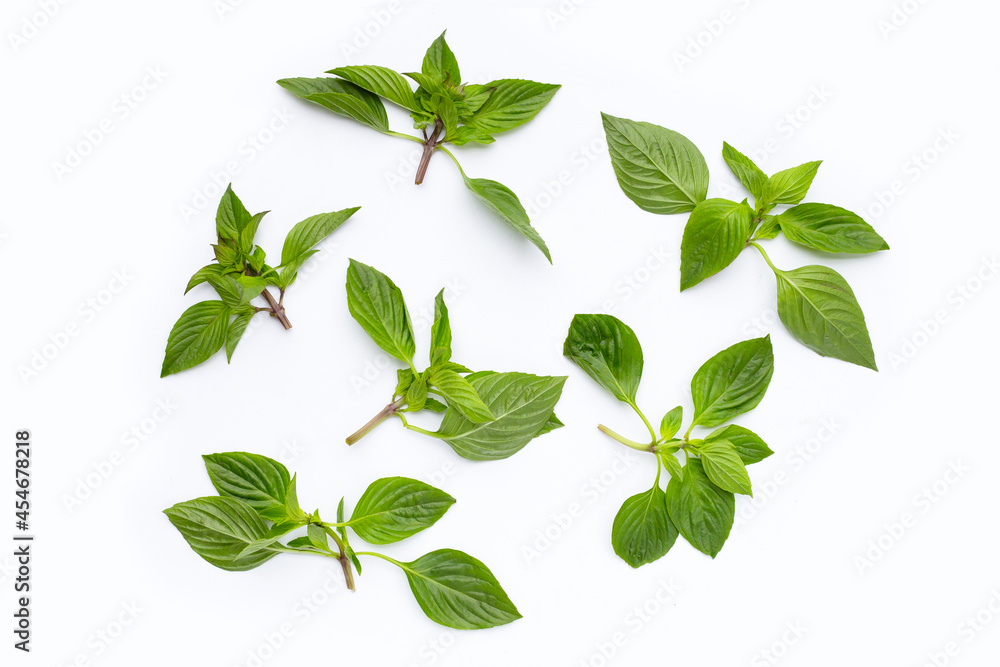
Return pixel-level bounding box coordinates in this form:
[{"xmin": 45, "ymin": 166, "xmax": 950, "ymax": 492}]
[
  {"xmin": 277, "ymin": 206, "xmax": 359, "ymax": 289},
  {"xmin": 775, "ymin": 203, "xmax": 889, "ymax": 254},
  {"xmin": 428, "ymin": 369, "xmax": 494, "ymax": 423},
  {"xmin": 753, "ymin": 215, "xmax": 780, "ymax": 240},
  {"xmin": 421, "ymin": 31, "xmax": 461, "ymax": 85},
  {"xmin": 406, "ymin": 374, "xmax": 428, "ymax": 411},
  {"xmin": 164, "ymin": 496, "xmax": 278, "ymax": 571},
  {"xmin": 346, "ymin": 260, "xmax": 415, "ymax": 364},
  {"xmin": 307, "ymin": 523, "xmax": 331, "ymax": 552},
  {"xmin": 277, "ymin": 77, "xmax": 389, "ymax": 132},
  {"xmin": 660, "ymin": 452, "xmax": 684, "ymax": 481},
  {"xmin": 601, "ymin": 113, "xmax": 709, "ymax": 214},
  {"xmin": 563, "ymin": 314, "xmax": 643, "ymax": 404},
  {"xmin": 611, "ymin": 484, "xmax": 677, "ymax": 568},
  {"xmin": 206, "ymin": 274, "xmax": 266, "ymax": 309},
  {"xmin": 216, "ymin": 184, "xmax": 252, "ymax": 240},
  {"xmin": 722, "ymin": 142, "xmax": 767, "ymax": 202},
  {"xmin": 764, "ymin": 161, "xmax": 821, "ymax": 205},
  {"xmin": 660, "ymin": 406, "xmax": 683, "ymax": 440},
  {"xmin": 349, "ymin": 477, "xmax": 456, "ymax": 545},
  {"xmin": 680, "ymin": 198, "xmax": 753, "ymax": 291},
  {"xmin": 466, "ymin": 79, "xmax": 560, "ymax": 134},
  {"xmin": 424, "ymin": 397, "xmax": 448, "ymax": 413},
  {"xmin": 395, "ymin": 368, "xmax": 416, "ymax": 396},
  {"xmin": 430, "ymin": 289, "xmax": 452, "ymax": 366},
  {"xmin": 437, "ymin": 372, "xmax": 566, "ymax": 461},
  {"xmin": 460, "ymin": 173, "xmax": 551, "ymax": 262},
  {"xmin": 225, "ymin": 311, "xmax": 253, "ymax": 362},
  {"xmin": 697, "ymin": 440, "xmax": 752, "ymax": 495},
  {"xmin": 447, "ymin": 125, "xmax": 495, "ymax": 146},
  {"xmin": 705, "ymin": 425, "xmax": 773, "ymax": 465},
  {"xmin": 238, "ymin": 211, "xmax": 268, "ymax": 254},
  {"xmin": 774, "ymin": 265, "xmax": 877, "ymax": 370},
  {"xmin": 395, "ymin": 549, "xmax": 521, "ymax": 630},
  {"xmin": 691, "ymin": 336, "xmax": 774, "ymax": 428},
  {"xmin": 161, "ymin": 301, "xmax": 230, "ymax": 377},
  {"xmin": 664, "ymin": 459, "xmax": 735, "ymax": 558},
  {"xmin": 185, "ymin": 264, "xmax": 226, "ymax": 294},
  {"xmin": 327, "ymin": 65, "xmax": 419, "ymax": 111}
]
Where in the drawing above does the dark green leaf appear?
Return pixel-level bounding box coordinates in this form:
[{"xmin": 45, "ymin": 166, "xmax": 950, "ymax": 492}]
[
  {"xmin": 774, "ymin": 265, "xmax": 877, "ymax": 370},
  {"xmin": 327, "ymin": 65, "xmax": 419, "ymax": 111},
  {"xmin": 345, "ymin": 260, "xmax": 416, "ymax": 364},
  {"xmin": 202, "ymin": 452, "xmax": 298, "ymax": 519},
  {"xmin": 421, "ymin": 31, "xmax": 461, "ymax": 85},
  {"xmin": 164, "ymin": 496, "xmax": 278, "ymax": 571},
  {"xmin": 664, "ymin": 459, "xmax": 735, "ymax": 558},
  {"xmin": 680, "ymin": 198, "xmax": 753, "ymax": 291},
  {"xmin": 185, "ymin": 264, "xmax": 226, "ymax": 294},
  {"xmin": 601, "ymin": 113, "xmax": 709, "ymax": 214},
  {"xmin": 775, "ymin": 203, "xmax": 889, "ymax": 254},
  {"xmin": 225, "ymin": 311, "xmax": 254, "ymax": 362},
  {"xmin": 396, "ymin": 549, "xmax": 520, "ymax": 630},
  {"xmin": 277, "ymin": 77, "xmax": 389, "ymax": 132},
  {"xmin": 691, "ymin": 336, "xmax": 774, "ymax": 428},
  {"xmin": 429, "ymin": 289, "xmax": 452, "ymax": 366},
  {"xmin": 161, "ymin": 301, "xmax": 230, "ymax": 377},
  {"xmin": 216, "ymin": 184, "xmax": 252, "ymax": 240},
  {"xmin": 349, "ymin": 477, "xmax": 456, "ymax": 545},
  {"xmin": 563, "ymin": 314, "xmax": 643, "ymax": 404},
  {"xmin": 611, "ymin": 484, "xmax": 677, "ymax": 568},
  {"xmin": 466, "ymin": 79, "xmax": 560, "ymax": 134}
]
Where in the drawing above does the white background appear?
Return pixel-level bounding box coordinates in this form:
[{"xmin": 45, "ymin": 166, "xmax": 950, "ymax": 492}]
[{"xmin": 4, "ymin": 1, "xmax": 999, "ymax": 665}]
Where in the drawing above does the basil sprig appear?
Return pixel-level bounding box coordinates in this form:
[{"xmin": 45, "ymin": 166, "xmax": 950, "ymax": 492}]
[
  {"xmin": 564, "ymin": 314, "xmax": 775, "ymax": 564},
  {"xmin": 279, "ymin": 31, "xmax": 559, "ymax": 261},
  {"xmin": 164, "ymin": 452, "xmax": 520, "ymax": 630},
  {"xmin": 344, "ymin": 260, "xmax": 565, "ymax": 459},
  {"xmin": 602, "ymin": 114, "xmax": 888, "ymax": 370},
  {"xmin": 161, "ymin": 185, "xmax": 358, "ymax": 376}
]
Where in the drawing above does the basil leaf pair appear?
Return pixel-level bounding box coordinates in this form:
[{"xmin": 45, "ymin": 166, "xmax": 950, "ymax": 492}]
[
  {"xmin": 344, "ymin": 260, "xmax": 565, "ymax": 460},
  {"xmin": 280, "ymin": 31, "xmax": 559, "ymax": 261},
  {"xmin": 602, "ymin": 115, "xmax": 888, "ymax": 371},
  {"xmin": 564, "ymin": 314, "xmax": 775, "ymax": 564},
  {"xmin": 165, "ymin": 452, "xmax": 519, "ymax": 630},
  {"xmin": 162, "ymin": 185, "xmax": 358, "ymax": 376}
]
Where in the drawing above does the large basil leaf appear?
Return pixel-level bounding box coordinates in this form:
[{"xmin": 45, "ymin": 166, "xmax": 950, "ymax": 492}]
[
  {"xmin": 774, "ymin": 265, "xmax": 877, "ymax": 370},
  {"xmin": 775, "ymin": 203, "xmax": 888, "ymax": 254},
  {"xmin": 601, "ymin": 113, "xmax": 709, "ymax": 214},
  {"xmin": 722, "ymin": 142, "xmax": 767, "ymax": 201},
  {"xmin": 327, "ymin": 65, "xmax": 419, "ymax": 111},
  {"xmin": 466, "ymin": 79, "xmax": 560, "ymax": 134},
  {"xmin": 680, "ymin": 198, "xmax": 753, "ymax": 290},
  {"xmin": 611, "ymin": 484, "xmax": 677, "ymax": 568},
  {"xmin": 202, "ymin": 452, "xmax": 294, "ymax": 516},
  {"xmin": 277, "ymin": 77, "xmax": 389, "ymax": 132},
  {"xmin": 690, "ymin": 336, "xmax": 774, "ymax": 428},
  {"xmin": 349, "ymin": 477, "xmax": 455, "ymax": 545},
  {"xmin": 763, "ymin": 161, "xmax": 821, "ymax": 205},
  {"xmin": 460, "ymin": 174, "xmax": 551, "ymax": 262},
  {"xmin": 664, "ymin": 460, "xmax": 735, "ymax": 558},
  {"xmin": 163, "ymin": 496, "xmax": 278, "ymax": 571},
  {"xmin": 277, "ymin": 207, "xmax": 359, "ymax": 288},
  {"xmin": 161, "ymin": 301, "xmax": 230, "ymax": 377},
  {"xmin": 697, "ymin": 440, "xmax": 752, "ymax": 495},
  {"xmin": 346, "ymin": 260, "xmax": 415, "ymax": 364}
]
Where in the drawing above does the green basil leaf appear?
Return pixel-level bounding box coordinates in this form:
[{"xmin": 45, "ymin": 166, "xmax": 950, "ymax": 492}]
[
  {"xmin": 680, "ymin": 198, "xmax": 753, "ymax": 291},
  {"xmin": 161, "ymin": 301, "xmax": 230, "ymax": 377},
  {"xmin": 395, "ymin": 368, "xmax": 416, "ymax": 396},
  {"xmin": 660, "ymin": 452, "xmax": 684, "ymax": 481},
  {"xmin": 421, "ymin": 31, "xmax": 461, "ymax": 85},
  {"xmin": 437, "ymin": 372, "xmax": 566, "ymax": 460},
  {"xmin": 465, "ymin": 79, "xmax": 559, "ymax": 134},
  {"xmin": 775, "ymin": 203, "xmax": 889, "ymax": 254},
  {"xmin": 202, "ymin": 452, "xmax": 297, "ymax": 518},
  {"xmin": 277, "ymin": 206, "xmax": 359, "ymax": 289},
  {"xmin": 705, "ymin": 425, "xmax": 772, "ymax": 464},
  {"xmin": 447, "ymin": 125, "xmax": 495, "ymax": 146},
  {"xmin": 563, "ymin": 314, "xmax": 643, "ymax": 404},
  {"xmin": 346, "ymin": 260, "xmax": 416, "ymax": 364},
  {"xmin": 225, "ymin": 311, "xmax": 253, "ymax": 362},
  {"xmin": 430, "ymin": 289, "xmax": 452, "ymax": 366},
  {"xmin": 722, "ymin": 142, "xmax": 767, "ymax": 202},
  {"xmin": 691, "ymin": 336, "xmax": 774, "ymax": 428},
  {"xmin": 601, "ymin": 113, "xmax": 709, "ymax": 214},
  {"xmin": 611, "ymin": 484, "xmax": 677, "ymax": 568},
  {"xmin": 206, "ymin": 274, "xmax": 265, "ymax": 309},
  {"xmin": 660, "ymin": 406, "xmax": 683, "ymax": 440},
  {"xmin": 763, "ymin": 161, "xmax": 821, "ymax": 205},
  {"xmin": 327, "ymin": 65, "xmax": 419, "ymax": 111},
  {"xmin": 428, "ymin": 369, "xmax": 494, "ymax": 423},
  {"xmin": 349, "ymin": 477, "xmax": 456, "ymax": 545},
  {"xmin": 697, "ymin": 440, "xmax": 752, "ymax": 495},
  {"xmin": 773, "ymin": 265, "xmax": 877, "ymax": 370},
  {"xmin": 216, "ymin": 184, "xmax": 252, "ymax": 240},
  {"xmin": 460, "ymin": 173, "xmax": 551, "ymax": 262},
  {"xmin": 753, "ymin": 215, "xmax": 780, "ymax": 240},
  {"xmin": 306, "ymin": 523, "xmax": 331, "ymax": 552},
  {"xmin": 213, "ymin": 243, "xmax": 240, "ymax": 268},
  {"xmin": 185, "ymin": 264, "xmax": 226, "ymax": 294},
  {"xmin": 396, "ymin": 549, "xmax": 520, "ymax": 630},
  {"xmin": 277, "ymin": 77, "xmax": 389, "ymax": 132},
  {"xmin": 462, "ymin": 83, "xmax": 493, "ymax": 114},
  {"xmin": 164, "ymin": 496, "xmax": 278, "ymax": 571},
  {"xmin": 406, "ymin": 374, "xmax": 428, "ymax": 411},
  {"xmin": 664, "ymin": 459, "xmax": 735, "ymax": 558},
  {"xmin": 424, "ymin": 397, "xmax": 448, "ymax": 413},
  {"xmin": 238, "ymin": 211, "xmax": 268, "ymax": 254}
]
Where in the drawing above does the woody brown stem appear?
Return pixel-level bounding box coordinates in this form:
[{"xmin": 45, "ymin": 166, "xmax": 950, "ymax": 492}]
[{"xmin": 415, "ymin": 119, "xmax": 443, "ymax": 185}]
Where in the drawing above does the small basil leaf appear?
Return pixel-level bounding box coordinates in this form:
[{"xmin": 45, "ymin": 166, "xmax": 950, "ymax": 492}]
[
  {"xmin": 775, "ymin": 203, "xmax": 889, "ymax": 254},
  {"xmin": 161, "ymin": 301, "xmax": 230, "ymax": 377},
  {"xmin": 429, "ymin": 289, "xmax": 452, "ymax": 366},
  {"xmin": 225, "ymin": 311, "xmax": 254, "ymax": 362},
  {"xmin": 327, "ymin": 65, "xmax": 419, "ymax": 111},
  {"xmin": 705, "ymin": 425, "xmax": 773, "ymax": 465},
  {"xmin": 278, "ymin": 207, "xmax": 359, "ymax": 289},
  {"xmin": 216, "ymin": 184, "xmax": 252, "ymax": 241},
  {"xmin": 460, "ymin": 173, "xmax": 551, "ymax": 262},
  {"xmin": 349, "ymin": 477, "xmax": 456, "ymax": 545},
  {"xmin": 611, "ymin": 484, "xmax": 677, "ymax": 568},
  {"xmin": 406, "ymin": 375, "xmax": 428, "ymax": 411},
  {"xmin": 763, "ymin": 161, "xmax": 821, "ymax": 205},
  {"xmin": 185, "ymin": 264, "xmax": 225, "ymax": 294},
  {"xmin": 664, "ymin": 459, "xmax": 735, "ymax": 558},
  {"xmin": 691, "ymin": 336, "xmax": 774, "ymax": 428},
  {"xmin": 697, "ymin": 440, "xmax": 752, "ymax": 495},
  {"xmin": 680, "ymin": 198, "xmax": 753, "ymax": 291},
  {"xmin": 346, "ymin": 260, "xmax": 416, "ymax": 364},
  {"xmin": 277, "ymin": 77, "xmax": 389, "ymax": 132},
  {"xmin": 722, "ymin": 142, "xmax": 767, "ymax": 202},
  {"xmin": 202, "ymin": 452, "xmax": 295, "ymax": 517},
  {"xmin": 660, "ymin": 406, "xmax": 683, "ymax": 440},
  {"xmin": 421, "ymin": 31, "xmax": 461, "ymax": 85},
  {"xmin": 428, "ymin": 369, "xmax": 494, "ymax": 423},
  {"xmin": 465, "ymin": 79, "xmax": 560, "ymax": 134}
]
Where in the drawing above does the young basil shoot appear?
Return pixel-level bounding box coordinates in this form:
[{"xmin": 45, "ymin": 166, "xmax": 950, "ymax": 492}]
[
  {"xmin": 564, "ymin": 314, "xmax": 776, "ymax": 564},
  {"xmin": 278, "ymin": 31, "xmax": 559, "ymax": 261},
  {"xmin": 601, "ymin": 113, "xmax": 888, "ymax": 370},
  {"xmin": 344, "ymin": 259, "xmax": 565, "ymax": 459},
  {"xmin": 161, "ymin": 185, "xmax": 358, "ymax": 377},
  {"xmin": 164, "ymin": 452, "xmax": 521, "ymax": 630}
]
